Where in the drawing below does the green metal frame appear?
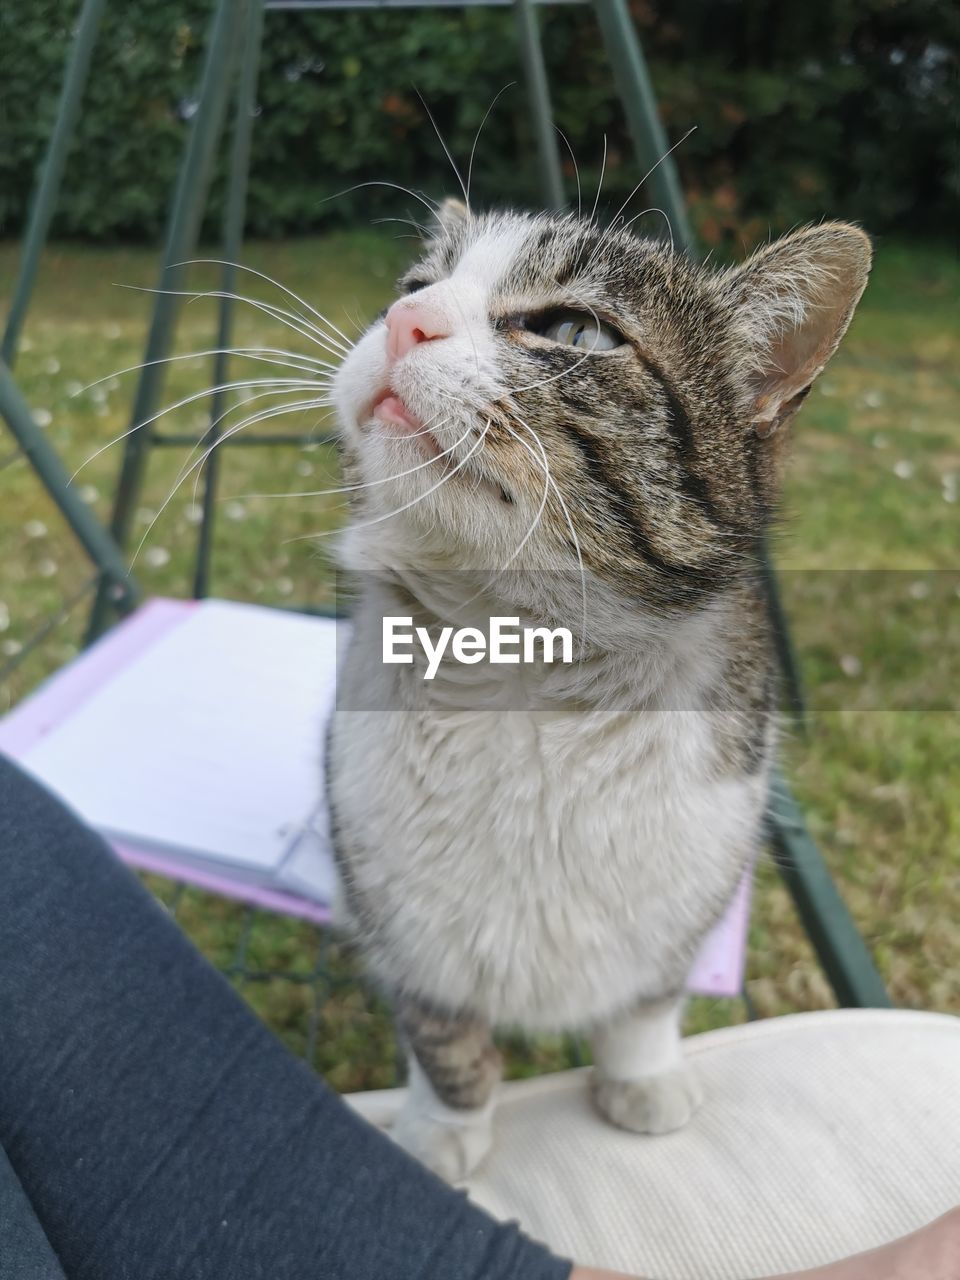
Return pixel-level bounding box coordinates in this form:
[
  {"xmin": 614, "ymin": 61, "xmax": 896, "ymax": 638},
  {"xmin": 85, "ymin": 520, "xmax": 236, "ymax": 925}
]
[
  {"xmin": 85, "ymin": 0, "xmax": 246, "ymax": 637},
  {"xmin": 0, "ymin": 0, "xmax": 890, "ymax": 1011},
  {"xmin": 0, "ymin": 0, "xmax": 138, "ymax": 643},
  {"xmin": 193, "ymin": 0, "xmax": 267, "ymax": 599},
  {"xmin": 514, "ymin": 0, "xmax": 566, "ymax": 212},
  {"xmin": 1, "ymin": 0, "xmax": 110, "ymax": 372}
]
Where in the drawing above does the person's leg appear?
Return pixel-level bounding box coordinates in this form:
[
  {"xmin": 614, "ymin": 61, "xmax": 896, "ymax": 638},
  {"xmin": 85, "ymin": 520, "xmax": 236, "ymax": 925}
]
[
  {"xmin": 0, "ymin": 755, "xmax": 568, "ymax": 1280},
  {"xmin": 4, "ymin": 754, "xmax": 956, "ymax": 1280},
  {"xmin": 0, "ymin": 1148, "xmax": 67, "ymax": 1280}
]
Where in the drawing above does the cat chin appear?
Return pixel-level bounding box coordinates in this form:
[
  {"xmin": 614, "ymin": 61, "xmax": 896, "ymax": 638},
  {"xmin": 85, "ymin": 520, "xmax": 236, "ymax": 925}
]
[{"xmin": 368, "ymin": 415, "xmax": 443, "ymax": 460}]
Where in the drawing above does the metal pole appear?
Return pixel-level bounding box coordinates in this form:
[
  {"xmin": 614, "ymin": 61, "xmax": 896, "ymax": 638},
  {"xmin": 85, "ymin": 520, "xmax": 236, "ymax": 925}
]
[
  {"xmin": 761, "ymin": 545, "xmax": 807, "ymax": 726},
  {"xmin": 87, "ymin": 0, "xmax": 240, "ymax": 638},
  {"xmin": 2, "ymin": 0, "xmax": 109, "ymax": 369},
  {"xmin": 591, "ymin": 0, "xmax": 695, "ymax": 253},
  {"xmin": 193, "ymin": 0, "xmax": 266, "ymax": 599},
  {"xmin": 768, "ymin": 770, "xmax": 891, "ymax": 1008},
  {"xmin": 0, "ymin": 362, "xmax": 139, "ymax": 609},
  {"xmin": 513, "ymin": 0, "xmax": 566, "ymax": 212}
]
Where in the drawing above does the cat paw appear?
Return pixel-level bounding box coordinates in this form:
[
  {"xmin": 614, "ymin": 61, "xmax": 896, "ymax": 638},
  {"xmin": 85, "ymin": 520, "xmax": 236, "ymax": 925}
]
[
  {"xmin": 391, "ymin": 1108, "xmax": 493, "ymax": 1182},
  {"xmin": 591, "ymin": 1065, "xmax": 703, "ymax": 1135}
]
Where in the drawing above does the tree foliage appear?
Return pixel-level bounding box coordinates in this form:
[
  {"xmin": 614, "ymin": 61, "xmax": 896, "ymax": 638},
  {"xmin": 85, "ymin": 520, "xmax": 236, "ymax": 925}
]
[{"xmin": 0, "ymin": 0, "xmax": 955, "ymax": 248}]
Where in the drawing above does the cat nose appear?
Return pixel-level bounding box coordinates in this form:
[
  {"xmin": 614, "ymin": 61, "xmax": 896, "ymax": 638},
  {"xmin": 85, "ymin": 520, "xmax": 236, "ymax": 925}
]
[{"xmin": 384, "ymin": 298, "xmax": 453, "ymax": 361}]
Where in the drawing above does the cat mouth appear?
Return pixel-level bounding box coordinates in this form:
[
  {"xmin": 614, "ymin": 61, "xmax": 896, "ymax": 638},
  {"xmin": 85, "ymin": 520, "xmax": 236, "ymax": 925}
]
[
  {"xmin": 363, "ymin": 389, "xmax": 510, "ymax": 503},
  {"xmin": 368, "ymin": 390, "xmax": 441, "ymax": 459}
]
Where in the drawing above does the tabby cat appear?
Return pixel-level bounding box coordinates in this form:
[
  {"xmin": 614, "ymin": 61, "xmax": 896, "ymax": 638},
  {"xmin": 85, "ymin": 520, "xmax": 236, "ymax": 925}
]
[{"xmin": 326, "ymin": 200, "xmax": 871, "ymax": 1180}]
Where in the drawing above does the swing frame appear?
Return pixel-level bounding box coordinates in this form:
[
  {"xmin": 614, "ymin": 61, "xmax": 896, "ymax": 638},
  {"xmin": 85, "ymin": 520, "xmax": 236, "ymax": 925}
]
[{"xmin": 0, "ymin": 0, "xmax": 891, "ymax": 1021}]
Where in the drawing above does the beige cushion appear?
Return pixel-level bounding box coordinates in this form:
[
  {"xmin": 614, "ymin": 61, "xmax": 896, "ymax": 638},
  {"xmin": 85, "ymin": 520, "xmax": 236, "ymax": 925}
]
[{"xmin": 347, "ymin": 1009, "xmax": 960, "ymax": 1276}]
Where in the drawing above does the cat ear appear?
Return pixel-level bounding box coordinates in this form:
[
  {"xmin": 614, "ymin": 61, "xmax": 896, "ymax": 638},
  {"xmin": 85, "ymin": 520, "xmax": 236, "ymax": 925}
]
[
  {"xmin": 722, "ymin": 222, "xmax": 872, "ymax": 437},
  {"xmin": 433, "ymin": 197, "xmax": 469, "ymax": 237}
]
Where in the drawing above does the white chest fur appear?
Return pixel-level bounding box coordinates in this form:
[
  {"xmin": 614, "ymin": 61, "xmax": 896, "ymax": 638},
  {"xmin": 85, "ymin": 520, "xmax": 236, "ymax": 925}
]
[{"xmin": 330, "ymin": 668, "xmax": 764, "ymax": 1031}]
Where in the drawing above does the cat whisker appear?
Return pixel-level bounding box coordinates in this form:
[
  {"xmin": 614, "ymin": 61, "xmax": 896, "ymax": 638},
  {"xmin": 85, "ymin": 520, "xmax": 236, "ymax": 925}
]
[
  {"xmin": 372, "ymin": 215, "xmax": 432, "ymax": 238},
  {"xmin": 129, "ymin": 393, "xmax": 335, "ymax": 570},
  {"xmin": 170, "ymin": 389, "xmax": 336, "ymax": 514},
  {"xmin": 555, "ymin": 125, "xmax": 581, "ymax": 220},
  {"xmin": 497, "ymin": 417, "xmax": 551, "ymax": 570},
  {"xmin": 245, "ymin": 418, "xmax": 477, "ymax": 502},
  {"xmin": 506, "ymin": 410, "xmax": 589, "ymax": 658},
  {"xmin": 116, "ymin": 284, "xmax": 348, "ymax": 362},
  {"xmin": 173, "ymin": 259, "xmax": 356, "ymax": 350},
  {"xmin": 467, "ymin": 82, "xmax": 517, "ymax": 210},
  {"xmin": 415, "ymin": 89, "xmax": 470, "ymax": 209},
  {"xmin": 70, "ymin": 377, "xmax": 329, "ymax": 481},
  {"xmin": 363, "ymin": 397, "xmax": 466, "ymax": 448},
  {"xmin": 587, "ymin": 126, "xmax": 695, "ymax": 265},
  {"xmin": 319, "ymin": 179, "xmax": 440, "ymax": 219},
  {"xmin": 621, "ymin": 207, "xmax": 674, "ymax": 253},
  {"xmin": 79, "ymin": 346, "xmax": 331, "ymax": 396},
  {"xmin": 589, "ymin": 134, "xmax": 608, "ymax": 227},
  {"xmin": 404, "ymin": 404, "xmax": 552, "ymax": 625},
  {"xmin": 500, "ymin": 461, "xmax": 549, "ymax": 568},
  {"xmin": 250, "ymin": 398, "xmax": 465, "ymax": 513},
  {"xmin": 286, "ymin": 419, "xmax": 491, "ymax": 545},
  {"xmin": 407, "ymin": 401, "xmax": 467, "ymax": 440}
]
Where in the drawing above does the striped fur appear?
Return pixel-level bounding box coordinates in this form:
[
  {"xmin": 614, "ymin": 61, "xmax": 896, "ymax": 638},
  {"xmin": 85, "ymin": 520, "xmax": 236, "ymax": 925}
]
[{"xmin": 326, "ymin": 206, "xmax": 871, "ymax": 1179}]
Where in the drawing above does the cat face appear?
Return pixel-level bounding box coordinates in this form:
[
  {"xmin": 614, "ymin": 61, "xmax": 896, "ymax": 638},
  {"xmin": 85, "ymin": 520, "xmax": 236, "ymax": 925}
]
[{"xmin": 334, "ymin": 203, "xmax": 870, "ymax": 608}]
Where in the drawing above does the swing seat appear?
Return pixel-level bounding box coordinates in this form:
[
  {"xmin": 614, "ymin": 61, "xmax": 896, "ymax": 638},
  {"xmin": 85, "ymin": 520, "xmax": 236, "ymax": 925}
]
[{"xmin": 348, "ymin": 1008, "xmax": 960, "ymax": 1276}]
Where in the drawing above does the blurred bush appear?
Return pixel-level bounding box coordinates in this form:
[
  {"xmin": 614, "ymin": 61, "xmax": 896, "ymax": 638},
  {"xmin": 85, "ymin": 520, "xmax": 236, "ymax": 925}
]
[{"xmin": 0, "ymin": 0, "xmax": 956, "ymax": 249}]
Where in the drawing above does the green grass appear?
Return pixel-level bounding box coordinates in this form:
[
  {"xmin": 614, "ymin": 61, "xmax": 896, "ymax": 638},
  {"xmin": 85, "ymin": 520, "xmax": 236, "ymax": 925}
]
[{"xmin": 1, "ymin": 232, "xmax": 957, "ymax": 1086}]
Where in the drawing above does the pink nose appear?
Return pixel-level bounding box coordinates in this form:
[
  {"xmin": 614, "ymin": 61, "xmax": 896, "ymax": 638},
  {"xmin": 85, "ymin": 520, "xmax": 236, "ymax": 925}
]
[{"xmin": 385, "ymin": 298, "xmax": 452, "ymax": 361}]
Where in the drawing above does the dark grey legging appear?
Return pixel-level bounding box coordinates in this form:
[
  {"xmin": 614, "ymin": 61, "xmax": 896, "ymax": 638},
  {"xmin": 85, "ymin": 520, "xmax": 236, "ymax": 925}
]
[{"xmin": 0, "ymin": 755, "xmax": 570, "ymax": 1280}]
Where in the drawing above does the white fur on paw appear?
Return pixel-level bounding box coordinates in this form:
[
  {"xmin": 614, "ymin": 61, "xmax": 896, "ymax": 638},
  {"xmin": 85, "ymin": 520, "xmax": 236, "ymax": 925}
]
[
  {"xmin": 592, "ymin": 1065, "xmax": 703, "ymax": 1135},
  {"xmin": 391, "ymin": 1108, "xmax": 492, "ymax": 1182}
]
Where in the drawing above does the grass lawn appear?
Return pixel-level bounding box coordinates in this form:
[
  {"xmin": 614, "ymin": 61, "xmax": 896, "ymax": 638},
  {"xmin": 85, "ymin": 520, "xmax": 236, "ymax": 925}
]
[{"xmin": 1, "ymin": 231, "xmax": 957, "ymax": 1087}]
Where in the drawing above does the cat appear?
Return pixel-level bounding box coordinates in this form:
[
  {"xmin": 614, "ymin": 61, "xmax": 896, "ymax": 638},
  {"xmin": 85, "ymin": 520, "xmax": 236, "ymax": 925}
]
[{"xmin": 325, "ymin": 199, "xmax": 871, "ymax": 1181}]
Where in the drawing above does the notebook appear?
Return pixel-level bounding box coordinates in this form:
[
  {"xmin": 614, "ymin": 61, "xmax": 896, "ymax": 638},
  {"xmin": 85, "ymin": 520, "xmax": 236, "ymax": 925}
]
[
  {"xmin": 0, "ymin": 597, "xmax": 751, "ymax": 994},
  {"xmin": 0, "ymin": 599, "xmax": 340, "ymax": 921}
]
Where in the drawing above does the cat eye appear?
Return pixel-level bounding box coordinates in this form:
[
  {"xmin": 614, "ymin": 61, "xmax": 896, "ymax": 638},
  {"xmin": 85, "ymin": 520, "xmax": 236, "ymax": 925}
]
[
  {"xmin": 402, "ymin": 277, "xmax": 431, "ymax": 295},
  {"xmin": 535, "ymin": 311, "xmax": 624, "ymax": 352}
]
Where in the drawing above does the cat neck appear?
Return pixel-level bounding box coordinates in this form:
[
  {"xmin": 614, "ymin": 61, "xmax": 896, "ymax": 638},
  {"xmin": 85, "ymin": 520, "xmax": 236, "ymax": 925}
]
[{"xmin": 346, "ymin": 561, "xmax": 749, "ymax": 715}]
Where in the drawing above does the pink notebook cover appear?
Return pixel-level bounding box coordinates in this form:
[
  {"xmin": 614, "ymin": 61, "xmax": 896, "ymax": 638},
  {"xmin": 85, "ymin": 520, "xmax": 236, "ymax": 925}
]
[{"xmin": 0, "ymin": 597, "xmax": 750, "ymax": 995}]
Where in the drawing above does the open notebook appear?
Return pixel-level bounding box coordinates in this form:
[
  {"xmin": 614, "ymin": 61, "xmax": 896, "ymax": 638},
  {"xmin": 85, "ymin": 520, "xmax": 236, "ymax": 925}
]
[
  {"xmin": 0, "ymin": 597, "xmax": 751, "ymax": 995},
  {"xmin": 0, "ymin": 599, "xmax": 340, "ymax": 921}
]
